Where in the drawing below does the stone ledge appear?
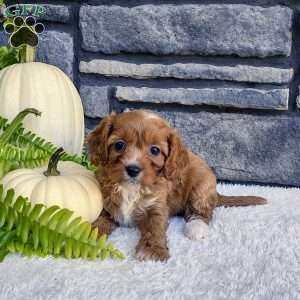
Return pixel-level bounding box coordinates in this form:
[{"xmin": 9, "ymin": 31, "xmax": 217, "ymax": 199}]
[
  {"xmin": 41, "ymin": 5, "xmax": 72, "ymax": 23},
  {"xmin": 79, "ymin": 4, "xmax": 292, "ymax": 57},
  {"xmin": 296, "ymin": 87, "xmax": 300, "ymax": 108},
  {"xmin": 115, "ymin": 87, "xmax": 289, "ymax": 110},
  {"xmin": 80, "ymin": 59, "xmax": 293, "ymax": 84},
  {"xmin": 80, "ymin": 85, "xmax": 110, "ymax": 118},
  {"xmin": 172, "ymin": 111, "xmax": 300, "ymax": 186}
]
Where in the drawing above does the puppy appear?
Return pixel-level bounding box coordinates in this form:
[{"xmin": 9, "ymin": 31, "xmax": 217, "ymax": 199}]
[{"xmin": 87, "ymin": 110, "xmax": 267, "ymax": 261}]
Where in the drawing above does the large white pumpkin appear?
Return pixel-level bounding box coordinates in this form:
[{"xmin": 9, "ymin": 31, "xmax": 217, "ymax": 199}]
[
  {"xmin": 1, "ymin": 149, "xmax": 103, "ymax": 223},
  {"xmin": 0, "ymin": 62, "xmax": 84, "ymax": 155}
]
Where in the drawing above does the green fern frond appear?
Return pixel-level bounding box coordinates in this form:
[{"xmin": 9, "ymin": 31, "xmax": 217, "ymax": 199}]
[
  {"xmin": 11, "ymin": 129, "xmax": 95, "ymax": 170},
  {"xmin": 0, "ymin": 109, "xmax": 96, "ymax": 178},
  {"xmin": 0, "ymin": 185, "xmax": 125, "ymax": 262},
  {"xmin": 0, "ymin": 145, "xmax": 49, "ymax": 178},
  {"xmin": 0, "ymin": 116, "xmax": 8, "ymax": 132},
  {"xmin": 0, "ymin": 47, "xmax": 20, "ymax": 70}
]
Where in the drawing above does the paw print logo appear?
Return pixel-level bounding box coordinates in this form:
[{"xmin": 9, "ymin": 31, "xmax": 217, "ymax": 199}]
[{"xmin": 4, "ymin": 16, "xmax": 45, "ymax": 48}]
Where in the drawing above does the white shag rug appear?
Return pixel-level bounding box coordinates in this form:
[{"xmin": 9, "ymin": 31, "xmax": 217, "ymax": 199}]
[{"xmin": 0, "ymin": 183, "xmax": 300, "ymax": 300}]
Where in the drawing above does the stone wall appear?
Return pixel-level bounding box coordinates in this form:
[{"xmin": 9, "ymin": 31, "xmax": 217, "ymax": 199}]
[{"xmin": 2, "ymin": 0, "xmax": 300, "ymax": 186}]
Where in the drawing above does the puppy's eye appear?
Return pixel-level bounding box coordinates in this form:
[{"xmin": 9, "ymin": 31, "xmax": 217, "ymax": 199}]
[
  {"xmin": 114, "ymin": 141, "xmax": 126, "ymax": 152},
  {"xmin": 150, "ymin": 146, "xmax": 160, "ymax": 156}
]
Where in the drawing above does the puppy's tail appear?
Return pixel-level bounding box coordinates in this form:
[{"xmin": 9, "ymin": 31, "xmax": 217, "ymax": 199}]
[{"xmin": 217, "ymin": 194, "xmax": 267, "ymax": 207}]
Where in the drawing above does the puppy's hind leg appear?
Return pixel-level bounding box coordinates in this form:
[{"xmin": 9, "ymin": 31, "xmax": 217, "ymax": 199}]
[{"xmin": 183, "ymin": 191, "xmax": 218, "ymax": 241}]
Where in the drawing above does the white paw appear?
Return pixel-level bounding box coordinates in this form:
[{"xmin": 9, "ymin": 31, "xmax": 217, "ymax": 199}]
[{"xmin": 184, "ymin": 219, "xmax": 209, "ymax": 240}]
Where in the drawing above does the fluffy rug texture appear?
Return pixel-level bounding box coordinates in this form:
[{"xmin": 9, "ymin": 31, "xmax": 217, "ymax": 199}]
[{"xmin": 0, "ymin": 183, "xmax": 299, "ymax": 300}]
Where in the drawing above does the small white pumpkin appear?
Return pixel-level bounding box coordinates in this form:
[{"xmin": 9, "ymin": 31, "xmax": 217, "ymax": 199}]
[
  {"xmin": 0, "ymin": 47, "xmax": 85, "ymax": 155},
  {"xmin": 1, "ymin": 149, "xmax": 103, "ymax": 223}
]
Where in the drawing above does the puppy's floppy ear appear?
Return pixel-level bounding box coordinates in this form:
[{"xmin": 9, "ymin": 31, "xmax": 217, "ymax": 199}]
[
  {"xmin": 86, "ymin": 113, "xmax": 116, "ymax": 166},
  {"xmin": 164, "ymin": 128, "xmax": 189, "ymax": 179}
]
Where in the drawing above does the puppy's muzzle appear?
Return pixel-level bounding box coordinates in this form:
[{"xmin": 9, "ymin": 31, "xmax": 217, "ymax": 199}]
[{"xmin": 126, "ymin": 164, "xmax": 142, "ymax": 178}]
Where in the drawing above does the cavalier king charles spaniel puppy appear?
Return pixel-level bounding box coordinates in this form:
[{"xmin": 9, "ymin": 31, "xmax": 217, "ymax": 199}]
[{"xmin": 87, "ymin": 110, "xmax": 267, "ymax": 261}]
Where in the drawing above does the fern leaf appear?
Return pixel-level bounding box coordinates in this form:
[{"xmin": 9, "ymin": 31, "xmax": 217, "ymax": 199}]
[
  {"xmin": 0, "ymin": 249, "xmax": 9, "ymax": 262},
  {"xmin": 88, "ymin": 228, "xmax": 98, "ymax": 246},
  {"xmin": 89, "ymin": 246, "xmax": 98, "ymax": 260},
  {"xmin": 80, "ymin": 243, "xmax": 89, "ymax": 259},
  {"xmin": 64, "ymin": 216, "xmax": 83, "ymax": 236},
  {"xmin": 55, "ymin": 210, "xmax": 73, "ymax": 233},
  {"xmin": 3, "ymin": 188, "xmax": 14, "ymax": 206},
  {"xmin": 64, "ymin": 238, "xmax": 73, "ymax": 259},
  {"xmin": 28, "ymin": 204, "xmax": 44, "ymax": 221},
  {"xmin": 20, "ymin": 217, "xmax": 30, "ymax": 243},
  {"xmin": 0, "ymin": 185, "xmax": 125, "ymax": 261},
  {"xmin": 6, "ymin": 240, "xmax": 16, "ymax": 252},
  {"xmin": 0, "ymin": 109, "xmax": 49, "ymax": 178},
  {"xmin": 0, "ymin": 46, "xmax": 20, "ymax": 70},
  {"xmin": 0, "ymin": 203, "xmax": 7, "ymax": 227},
  {"xmin": 0, "ymin": 109, "xmax": 41, "ymax": 144},
  {"xmin": 74, "ymin": 222, "xmax": 91, "ymax": 241},
  {"xmin": 24, "ymin": 244, "xmax": 33, "ymax": 257},
  {"xmin": 48, "ymin": 231, "xmax": 55, "ymax": 254},
  {"xmin": 0, "ymin": 109, "xmax": 96, "ymax": 179},
  {"xmin": 112, "ymin": 249, "xmax": 125, "ymax": 260},
  {"xmin": 0, "ymin": 230, "xmax": 16, "ymax": 248},
  {"xmin": 6, "ymin": 207, "xmax": 16, "ymax": 230},
  {"xmin": 53, "ymin": 233, "xmax": 64, "ymax": 255},
  {"xmin": 97, "ymin": 234, "xmax": 107, "ymax": 250},
  {"xmin": 16, "ymin": 213, "xmax": 24, "ymax": 238},
  {"xmin": 39, "ymin": 226, "xmax": 49, "ymax": 252},
  {"xmin": 47, "ymin": 208, "xmax": 70, "ymax": 230},
  {"xmin": 39, "ymin": 206, "xmax": 61, "ymax": 226},
  {"xmin": 100, "ymin": 249, "xmax": 110, "ymax": 260},
  {"xmin": 0, "ymin": 116, "xmax": 9, "ymax": 133},
  {"xmin": 72, "ymin": 240, "xmax": 81, "ymax": 259},
  {"xmin": 32, "ymin": 222, "xmax": 39, "ymax": 250},
  {"xmin": 15, "ymin": 241, "xmax": 24, "ymax": 253}
]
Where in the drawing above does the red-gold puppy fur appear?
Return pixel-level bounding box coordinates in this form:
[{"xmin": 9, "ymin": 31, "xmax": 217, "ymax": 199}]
[{"xmin": 87, "ymin": 110, "xmax": 267, "ymax": 261}]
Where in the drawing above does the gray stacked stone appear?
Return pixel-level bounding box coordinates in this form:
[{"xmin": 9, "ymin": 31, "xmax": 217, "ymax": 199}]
[
  {"xmin": 80, "ymin": 86, "xmax": 110, "ymax": 118},
  {"xmin": 37, "ymin": 31, "xmax": 74, "ymax": 79},
  {"xmin": 115, "ymin": 87, "xmax": 289, "ymax": 110},
  {"xmin": 77, "ymin": 2, "xmax": 297, "ymax": 186},
  {"xmin": 0, "ymin": 31, "xmax": 8, "ymax": 46},
  {"xmin": 173, "ymin": 111, "xmax": 300, "ymax": 187},
  {"xmin": 40, "ymin": 5, "xmax": 72, "ymax": 23},
  {"xmin": 80, "ymin": 60, "xmax": 293, "ymax": 84},
  {"xmin": 79, "ymin": 4, "xmax": 292, "ymax": 57},
  {"xmin": 2, "ymin": 0, "xmax": 300, "ymax": 186},
  {"xmin": 296, "ymin": 87, "xmax": 300, "ymax": 108}
]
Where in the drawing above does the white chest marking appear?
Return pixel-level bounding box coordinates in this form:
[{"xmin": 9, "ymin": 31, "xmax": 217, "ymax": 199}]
[{"xmin": 117, "ymin": 183, "xmax": 142, "ymax": 227}]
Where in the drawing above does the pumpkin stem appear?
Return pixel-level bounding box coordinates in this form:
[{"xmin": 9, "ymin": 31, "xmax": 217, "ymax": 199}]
[
  {"xmin": 0, "ymin": 108, "xmax": 41, "ymax": 144},
  {"xmin": 19, "ymin": 45, "xmax": 36, "ymax": 63},
  {"xmin": 44, "ymin": 148, "xmax": 65, "ymax": 177}
]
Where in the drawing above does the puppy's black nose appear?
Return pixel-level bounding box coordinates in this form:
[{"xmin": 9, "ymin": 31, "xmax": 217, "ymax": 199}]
[{"xmin": 126, "ymin": 165, "xmax": 141, "ymax": 178}]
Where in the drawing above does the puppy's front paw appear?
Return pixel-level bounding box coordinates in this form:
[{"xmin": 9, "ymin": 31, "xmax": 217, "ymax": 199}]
[
  {"xmin": 136, "ymin": 242, "xmax": 169, "ymax": 261},
  {"xmin": 92, "ymin": 216, "xmax": 115, "ymax": 236},
  {"xmin": 184, "ymin": 219, "xmax": 208, "ymax": 240}
]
